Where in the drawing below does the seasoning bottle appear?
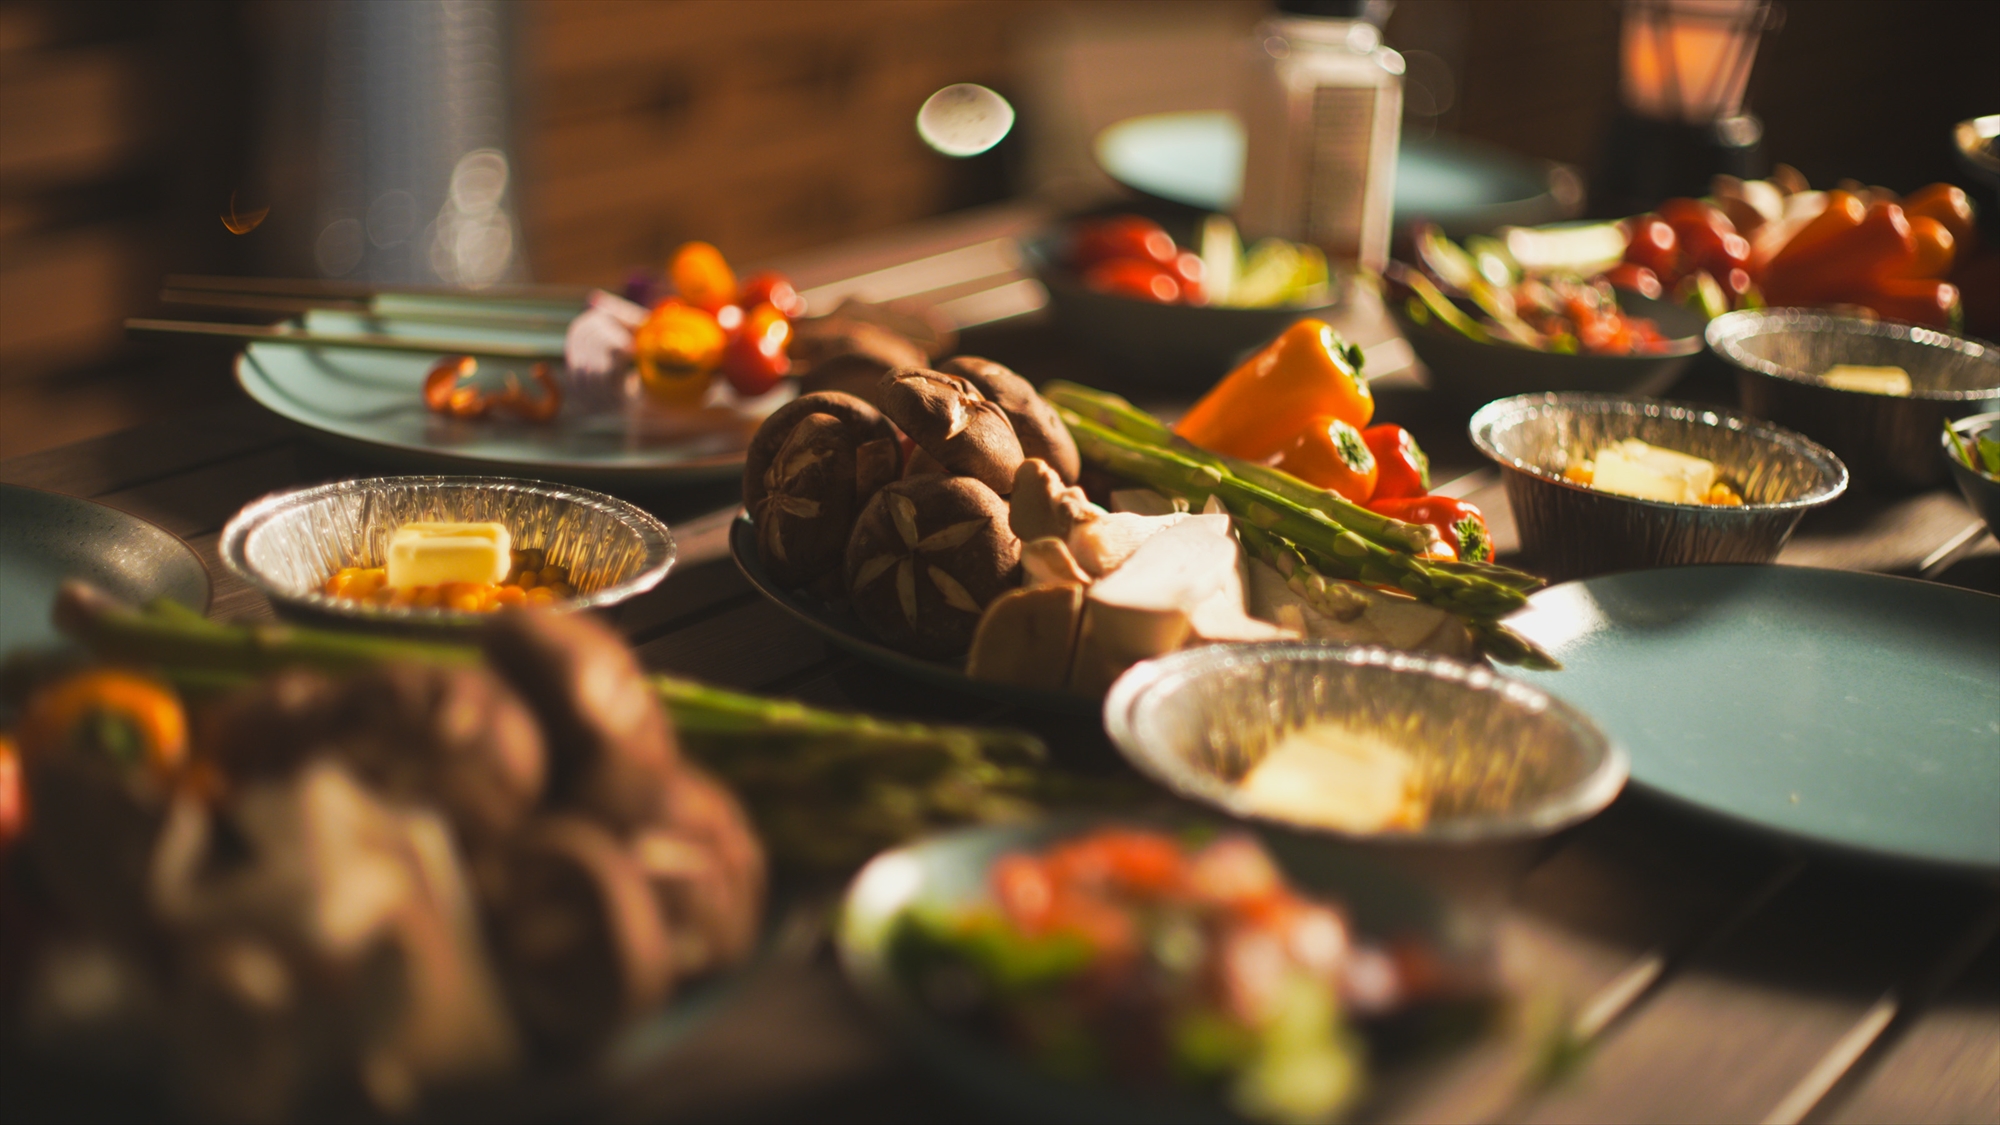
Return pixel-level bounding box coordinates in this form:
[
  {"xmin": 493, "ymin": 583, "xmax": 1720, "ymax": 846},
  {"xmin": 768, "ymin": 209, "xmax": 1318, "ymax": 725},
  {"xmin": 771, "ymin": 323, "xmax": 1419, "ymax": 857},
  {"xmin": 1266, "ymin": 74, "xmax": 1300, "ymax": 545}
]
[{"xmin": 1236, "ymin": 0, "xmax": 1404, "ymax": 273}]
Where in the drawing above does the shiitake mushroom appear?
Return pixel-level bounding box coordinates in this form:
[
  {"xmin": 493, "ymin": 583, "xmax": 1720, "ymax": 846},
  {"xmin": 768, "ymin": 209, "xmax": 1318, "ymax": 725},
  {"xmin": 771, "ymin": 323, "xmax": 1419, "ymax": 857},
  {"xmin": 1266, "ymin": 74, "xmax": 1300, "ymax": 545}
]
[
  {"xmin": 875, "ymin": 367, "xmax": 1024, "ymax": 494},
  {"xmin": 480, "ymin": 611, "xmax": 676, "ymax": 834},
  {"xmin": 936, "ymin": 355, "xmax": 1081, "ymax": 484},
  {"xmin": 844, "ymin": 475, "xmax": 1021, "ymax": 659}
]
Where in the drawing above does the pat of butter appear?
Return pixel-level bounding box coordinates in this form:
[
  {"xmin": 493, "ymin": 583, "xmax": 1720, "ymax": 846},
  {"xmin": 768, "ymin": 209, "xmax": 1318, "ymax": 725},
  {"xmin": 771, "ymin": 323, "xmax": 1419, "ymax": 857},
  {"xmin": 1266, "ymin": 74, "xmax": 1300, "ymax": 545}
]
[
  {"xmin": 1234, "ymin": 723, "xmax": 1424, "ymax": 833},
  {"xmin": 386, "ymin": 522, "xmax": 511, "ymax": 588},
  {"xmin": 1820, "ymin": 364, "xmax": 1911, "ymax": 396},
  {"xmin": 1590, "ymin": 438, "xmax": 1717, "ymax": 504}
]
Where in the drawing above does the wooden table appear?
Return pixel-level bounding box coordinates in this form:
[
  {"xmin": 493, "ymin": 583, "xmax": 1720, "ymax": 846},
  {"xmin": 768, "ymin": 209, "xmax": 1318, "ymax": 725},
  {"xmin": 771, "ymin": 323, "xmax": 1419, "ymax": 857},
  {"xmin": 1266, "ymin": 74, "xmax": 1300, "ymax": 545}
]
[{"xmin": 4, "ymin": 204, "xmax": 1997, "ymax": 1124}]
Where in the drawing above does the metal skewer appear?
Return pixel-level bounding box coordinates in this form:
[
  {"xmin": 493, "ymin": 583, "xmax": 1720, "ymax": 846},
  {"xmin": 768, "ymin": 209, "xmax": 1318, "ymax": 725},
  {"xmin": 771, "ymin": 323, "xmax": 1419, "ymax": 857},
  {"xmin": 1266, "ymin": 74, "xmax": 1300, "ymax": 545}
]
[{"xmin": 124, "ymin": 318, "xmax": 565, "ymax": 360}]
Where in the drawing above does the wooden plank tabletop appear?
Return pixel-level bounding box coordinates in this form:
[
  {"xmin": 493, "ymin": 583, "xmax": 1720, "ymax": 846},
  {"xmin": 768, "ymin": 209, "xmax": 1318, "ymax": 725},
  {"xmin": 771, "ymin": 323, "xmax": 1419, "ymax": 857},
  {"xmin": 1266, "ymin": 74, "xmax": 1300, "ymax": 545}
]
[{"xmin": 3, "ymin": 206, "xmax": 1997, "ymax": 1125}]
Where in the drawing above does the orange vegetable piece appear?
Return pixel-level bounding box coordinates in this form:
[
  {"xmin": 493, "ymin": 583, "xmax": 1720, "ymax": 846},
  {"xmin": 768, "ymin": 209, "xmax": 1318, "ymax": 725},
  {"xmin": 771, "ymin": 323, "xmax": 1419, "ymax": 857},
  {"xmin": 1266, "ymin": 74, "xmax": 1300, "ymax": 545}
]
[
  {"xmin": 1901, "ymin": 183, "xmax": 1977, "ymax": 256},
  {"xmin": 1174, "ymin": 320, "xmax": 1372, "ymax": 460},
  {"xmin": 18, "ymin": 669, "xmax": 188, "ymax": 781},
  {"xmin": 1845, "ymin": 277, "xmax": 1960, "ymax": 330},
  {"xmin": 1761, "ymin": 191, "xmax": 1867, "ymax": 302},
  {"xmin": 0, "ymin": 734, "xmax": 25, "ymax": 849},
  {"xmin": 1896, "ymin": 216, "xmax": 1956, "ymax": 279},
  {"xmin": 1273, "ymin": 415, "xmax": 1379, "ymax": 502},
  {"xmin": 670, "ymin": 241, "xmax": 738, "ymax": 312},
  {"xmin": 1765, "ymin": 198, "xmax": 1913, "ymax": 306},
  {"xmin": 634, "ymin": 300, "xmax": 726, "ymax": 405}
]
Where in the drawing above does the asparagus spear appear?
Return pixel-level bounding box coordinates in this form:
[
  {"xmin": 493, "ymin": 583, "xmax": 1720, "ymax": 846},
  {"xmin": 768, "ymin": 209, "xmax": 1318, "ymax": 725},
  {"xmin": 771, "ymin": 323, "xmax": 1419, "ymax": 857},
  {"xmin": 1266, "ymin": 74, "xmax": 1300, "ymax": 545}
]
[
  {"xmin": 1054, "ymin": 406, "xmax": 1536, "ymax": 618},
  {"xmin": 51, "ymin": 583, "xmax": 1057, "ymax": 867}
]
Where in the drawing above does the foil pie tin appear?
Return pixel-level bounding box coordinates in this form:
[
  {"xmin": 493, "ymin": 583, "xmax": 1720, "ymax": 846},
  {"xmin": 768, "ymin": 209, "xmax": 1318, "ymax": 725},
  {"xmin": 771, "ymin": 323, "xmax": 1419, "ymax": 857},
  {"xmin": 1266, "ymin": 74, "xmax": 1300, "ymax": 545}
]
[
  {"xmin": 1470, "ymin": 392, "xmax": 1848, "ymax": 580},
  {"xmin": 221, "ymin": 475, "xmax": 675, "ymax": 629}
]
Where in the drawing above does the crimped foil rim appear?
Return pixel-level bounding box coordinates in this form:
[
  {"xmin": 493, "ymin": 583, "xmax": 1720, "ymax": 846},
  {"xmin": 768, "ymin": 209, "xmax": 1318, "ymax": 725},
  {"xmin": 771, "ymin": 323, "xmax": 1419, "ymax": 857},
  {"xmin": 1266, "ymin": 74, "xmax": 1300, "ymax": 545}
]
[
  {"xmin": 1103, "ymin": 643, "xmax": 1630, "ymax": 845},
  {"xmin": 1468, "ymin": 391, "xmax": 1850, "ymax": 514},
  {"xmin": 220, "ymin": 474, "xmax": 676, "ymax": 624},
  {"xmin": 1705, "ymin": 308, "xmax": 2000, "ymax": 402}
]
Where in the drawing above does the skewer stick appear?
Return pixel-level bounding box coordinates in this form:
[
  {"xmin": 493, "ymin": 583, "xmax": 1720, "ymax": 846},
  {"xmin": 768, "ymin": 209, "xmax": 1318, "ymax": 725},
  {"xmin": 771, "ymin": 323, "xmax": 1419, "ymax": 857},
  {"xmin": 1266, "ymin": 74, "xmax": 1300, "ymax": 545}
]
[
  {"xmin": 124, "ymin": 318, "xmax": 565, "ymax": 361},
  {"xmin": 157, "ymin": 289, "xmax": 578, "ymax": 330}
]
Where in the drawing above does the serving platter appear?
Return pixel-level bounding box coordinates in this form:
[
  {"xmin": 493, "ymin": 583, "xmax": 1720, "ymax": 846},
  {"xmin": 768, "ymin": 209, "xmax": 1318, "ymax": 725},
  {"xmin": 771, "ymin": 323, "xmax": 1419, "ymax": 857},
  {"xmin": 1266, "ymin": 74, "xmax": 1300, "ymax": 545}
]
[
  {"xmin": 0, "ymin": 484, "xmax": 210, "ymax": 657},
  {"xmin": 1505, "ymin": 565, "xmax": 2000, "ymax": 870},
  {"xmin": 235, "ymin": 309, "xmax": 773, "ymax": 487},
  {"xmin": 838, "ymin": 818, "xmax": 1495, "ymax": 1125},
  {"xmin": 728, "ymin": 514, "xmax": 1098, "ymax": 716}
]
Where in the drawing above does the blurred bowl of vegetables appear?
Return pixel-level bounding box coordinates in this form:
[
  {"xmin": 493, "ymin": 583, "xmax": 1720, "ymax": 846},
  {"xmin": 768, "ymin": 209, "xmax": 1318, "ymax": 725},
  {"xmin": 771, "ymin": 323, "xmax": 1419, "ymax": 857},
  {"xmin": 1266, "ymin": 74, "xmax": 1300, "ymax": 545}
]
[
  {"xmin": 1943, "ymin": 412, "xmax": 2000, "ymax": 537},
  {"xmin": 1104, "ymin": 644, "xmax": 1627, "ymax": 854},
  {"xmin": 1469, "ymin": 392, "xmax": 1848, "ymax": 580},
  {"xmin": 1708, "ymin": 309, "xmax": 2000, "ymax": 489},
  {"xmin": 1022, "ymin": 213, "xmax": 1339, "ymax": 388},
  {"xmin": 839, "ymin": 816, "xmax": 1501, "ymax": 1125},
  {"xmin": 1385, "ymin": 224, "xmax": 1708, "ymax": 411},
  {"xmin": 222, "ymin": 475, "xmax": 676, "ymax": 632}
]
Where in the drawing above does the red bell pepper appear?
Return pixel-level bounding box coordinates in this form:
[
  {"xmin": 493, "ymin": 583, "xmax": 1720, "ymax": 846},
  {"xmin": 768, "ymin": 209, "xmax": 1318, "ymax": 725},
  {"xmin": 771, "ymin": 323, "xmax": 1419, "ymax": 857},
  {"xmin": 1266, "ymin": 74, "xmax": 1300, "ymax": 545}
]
[
  {"xmin": 1366, "ymin": 495, "xmax": 1492, "ymax": 563},
  {"xmin": 1361, "ymin": 424, "xmax": 1431, "ymax": 500}
]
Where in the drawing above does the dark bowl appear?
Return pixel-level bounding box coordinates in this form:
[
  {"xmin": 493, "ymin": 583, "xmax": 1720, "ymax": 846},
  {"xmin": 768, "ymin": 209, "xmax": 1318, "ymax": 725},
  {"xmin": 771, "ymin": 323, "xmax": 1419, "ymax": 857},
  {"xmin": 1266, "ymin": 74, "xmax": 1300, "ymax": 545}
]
[
  {"xmin": 1469, "ymin": 393, "xmax": 1849, "ymax": 581},
  {"xmin": 1706, "ymin": 309, "xmax": 2000, "ymax": 489},
  {"xmin": 1020, "ymin": 234, "xmax": 1336, "ymax": 390},
  {"xmin": 1388, "ymin": 293, "xmax": 1706, "ymax": 412},
  {"xmin": 1943, "ymin": 412, "xmax": 2000, "ymax": 537}
]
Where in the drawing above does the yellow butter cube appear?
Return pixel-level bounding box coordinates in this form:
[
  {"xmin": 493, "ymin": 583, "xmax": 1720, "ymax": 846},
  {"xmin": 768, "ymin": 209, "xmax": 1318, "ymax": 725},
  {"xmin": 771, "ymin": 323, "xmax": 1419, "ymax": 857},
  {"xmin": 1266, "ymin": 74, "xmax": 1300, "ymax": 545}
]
[{"xmin": 386, "ymin": 522, "xmax": 512, "ymax": 589}]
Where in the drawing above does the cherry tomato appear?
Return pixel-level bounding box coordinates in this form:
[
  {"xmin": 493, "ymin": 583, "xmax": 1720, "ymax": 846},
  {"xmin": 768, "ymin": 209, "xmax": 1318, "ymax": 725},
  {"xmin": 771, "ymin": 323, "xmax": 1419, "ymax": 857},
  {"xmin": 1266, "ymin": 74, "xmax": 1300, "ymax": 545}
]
[
  {"xmin": 1362, "ymin": 424, "xmax": 1431, "ymax": 500},
  {"xmin": 1172, "ymin": 251, "xmax": 1206, "ymax": 305},
  {"xmin": 1274, "ymin": 415, "xmax": 1379, "ymax": 502},
  {"xmin": 1722, "ymin": 267, "xmax": 1755, "ymax": 306},
  {"xmin": 1081, "ymin": 258, "xmax": 1181, "ymax": 303},
  {"xmin": 0, "ymin": 735, "xmax": 24, "ymax": 851},
  {"xmin": 992, "ymin": 854, "xmax": 1056, "ymax": 934},
  {"xmin": 1623, "ymin": 215, "xmax": 1680, "ymax": 279},
  {"xmin": 737, "ymin": 270, "xmax": 806, "ymax": 318},
  {"xmin": 1604, "ymin": 262, "xmax": 1663, "ymax": 300},
  {"xmin": 1071, "ymin": 215, "xmax": 1177, "ymax": 269},
  {"xmin": 722, "ymin": 302, "xmax": 793, "ymax": 396},
  {"xmin": 669, "ymin": 241, "xmax": 738, "ymax": 312},
  {"xmin": 1658, "ymin": 198, "xmax": 1748, "ymax": 276},
  {"xmin": 633, "ymin": 299, "xmax": 726, "ymax": 404}
]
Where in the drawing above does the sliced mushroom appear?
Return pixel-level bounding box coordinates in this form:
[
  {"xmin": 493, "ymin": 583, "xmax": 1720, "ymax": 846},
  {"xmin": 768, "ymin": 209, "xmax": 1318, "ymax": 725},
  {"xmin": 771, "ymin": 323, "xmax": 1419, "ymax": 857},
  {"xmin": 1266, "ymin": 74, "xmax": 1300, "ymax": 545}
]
[
  {"xmin": 966, "ymin": 583, "xmax": 1084, "ymax": 691},
  {"xmin": 876, "ymin": 367, "xmax": 1024, "ymax": 494},
  {"xmin": 845, "ymin": 475, "xmax": 1021, "ymax": 658},
  {"xmin": 1008, "ymin": 458, "xmax": 1104, "ymax": 542},
  {"xmin": 1021, "ymin": 536, "xmax": 1092, "ymax": 587},
  {"xmin": 481, "ymin": 611, "xmax": 677, "ymax": 833},
  {"xmin": 938, "ymin": 356, "xmax": 1082, "ymax": 483}
]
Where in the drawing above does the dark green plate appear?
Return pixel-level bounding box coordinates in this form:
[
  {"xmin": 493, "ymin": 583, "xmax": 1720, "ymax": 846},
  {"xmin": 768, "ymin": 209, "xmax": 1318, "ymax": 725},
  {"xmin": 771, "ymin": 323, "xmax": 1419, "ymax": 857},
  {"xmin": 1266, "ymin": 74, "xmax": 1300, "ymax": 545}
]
[
  {"xmin": 1093, "ymin": 111, "xmax": 1574, "ymax": 235},
  {"xmin": 729, "ymin": 514, "xmax": 1098, "ymax": 716},
  {"xmin": 0, "ymin": 484, "xmax": 210, "ymax": 656},
  {"xmin": 1506, "ymin": 566, "xmax": 2000, "ymax": 871}
]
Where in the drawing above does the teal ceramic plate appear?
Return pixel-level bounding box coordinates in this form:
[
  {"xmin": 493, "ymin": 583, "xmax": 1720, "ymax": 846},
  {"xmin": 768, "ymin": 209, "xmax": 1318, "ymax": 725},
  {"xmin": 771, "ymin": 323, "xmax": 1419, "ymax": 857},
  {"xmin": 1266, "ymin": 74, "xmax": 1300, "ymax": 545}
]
[
  {"xmin": 0, "ymin": 484, "xmax": 210, "ymax": 657},
  {"xmin": 1505, "ymin": 566, "xmax": 2000, "ymax": 870},
  {"xmin": 838, "ymin": 819, "xmax": 1494, "ymax": 1125},
  {"xmin": 235, "ymin": 309, "xmax": 765, "ymax": 487},
  {"xmin": 729, "ymin": 514, "xmax": 1098, "ymax": 715},
  {"xmin": 1094, "ymin": 112, "xmax": 1574, "ymax": 235}
]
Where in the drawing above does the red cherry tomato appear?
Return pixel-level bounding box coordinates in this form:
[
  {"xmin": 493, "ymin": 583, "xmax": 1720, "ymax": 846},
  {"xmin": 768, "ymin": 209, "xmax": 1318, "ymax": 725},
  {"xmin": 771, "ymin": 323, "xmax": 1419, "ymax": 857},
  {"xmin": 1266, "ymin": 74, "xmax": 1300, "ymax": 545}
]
[
  {"xmin": 1658, "ymin": 198, "xmax": 1748, "ymax": 277},
  {"xmin": 737, "ymin": 271, "xmax": 805, "ymax": 319},
  {"xmin": 1604, "ymin": 262, "xmax": 1663, "ymax": 300},
  {"xmin": 1072, "ymin": 215, "xmax": 1177, "ymax": 269},
  {"xmin": 1172, "ymin": 251, "xmax": 1206, "ymax": 305},
  {"xmin": 722, "ymin": 302, "xmax": 793, "ymax": 396},
  {"xmin": 1623, "ymin": 215, "xmax": 1680, "ymax": 279},
  {"xmin": 1081, "ymin": 258, "xmax": 1181, "ymax": 303}
]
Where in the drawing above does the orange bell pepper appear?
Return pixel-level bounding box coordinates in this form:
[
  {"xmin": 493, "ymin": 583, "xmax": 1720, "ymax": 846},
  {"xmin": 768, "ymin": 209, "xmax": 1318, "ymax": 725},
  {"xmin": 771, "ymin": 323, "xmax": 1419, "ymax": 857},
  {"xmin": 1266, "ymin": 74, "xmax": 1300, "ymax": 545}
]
[
  {"xmin": 1173, "ymin": 320, "xmax": 1372, "ymax": 461},
  {"xmin": 1902, "ymin": 183, "xmax": 1977, "ymax": 256},
  {"xmin": 1836, "ymin": 277, "xmax": 1960, "ymax": 330},
  {"xmin": 0, "ymin": 734, "xmax": 24, "ymax": 850},
  {"xmin": 1760, "ymin": 191, "xmax": 1866, "ymax": 302},
  {"xmin": 634, "ymin": 299, "xmax": 726, "ymax": 405},
  {"xmin": 17, "ymin": 669, "xmax": 189, "ymax": 781},
  {"xmin": 1273, "ymin": 415, "xmax": 1379, "ymax": 502}
]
